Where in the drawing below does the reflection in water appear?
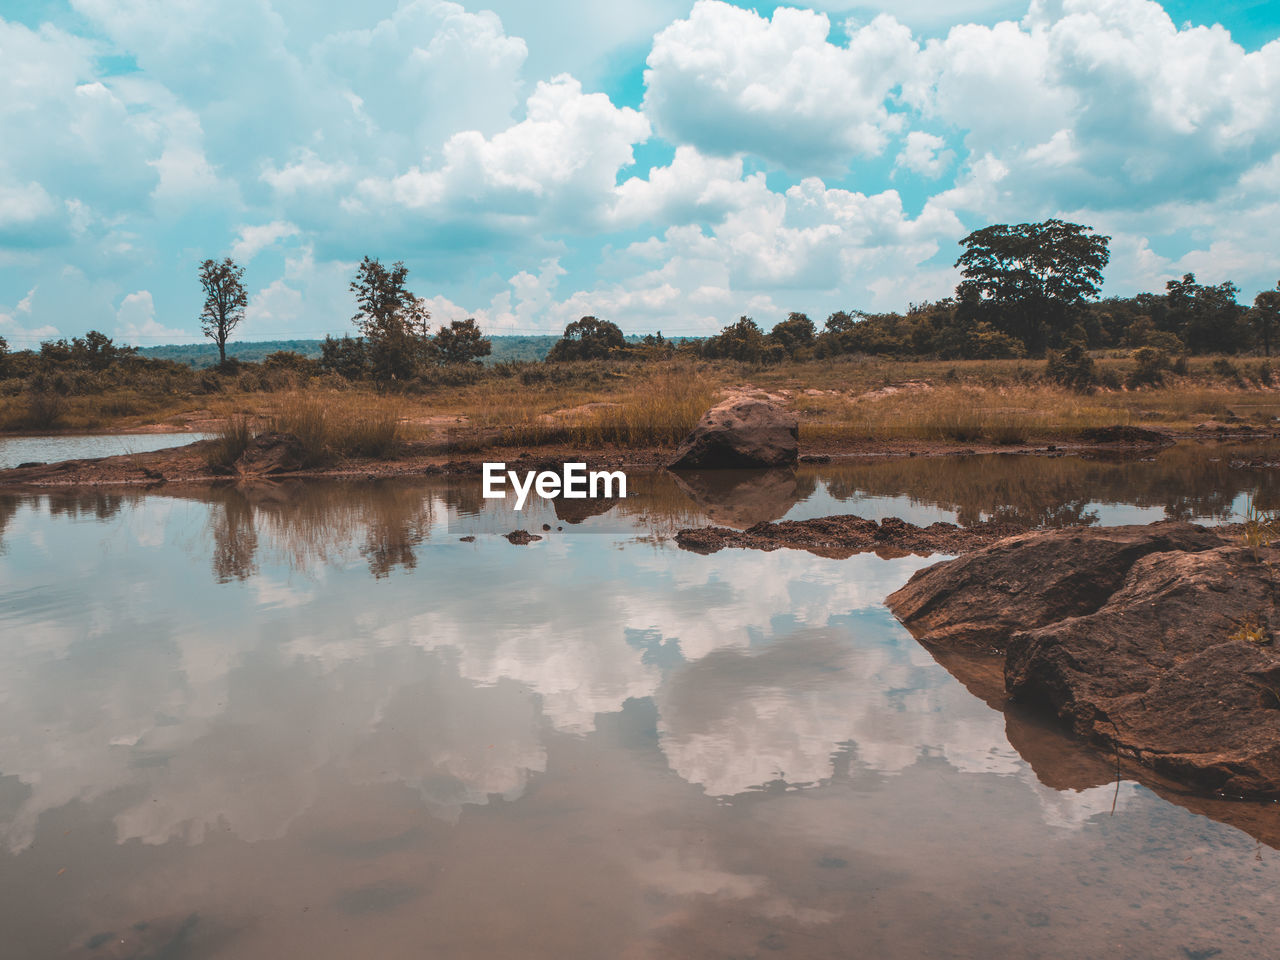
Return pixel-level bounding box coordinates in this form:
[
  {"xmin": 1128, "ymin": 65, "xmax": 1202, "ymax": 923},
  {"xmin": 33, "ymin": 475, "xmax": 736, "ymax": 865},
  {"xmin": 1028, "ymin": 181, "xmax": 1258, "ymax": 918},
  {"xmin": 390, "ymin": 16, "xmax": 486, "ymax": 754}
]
[
  {"xmin": 0, "ymin": 446, "xmax": 1278, "ymax": 958},
  {"xmin": 669, "ymin": 468, "xmax": 816, "ymax": 528}
]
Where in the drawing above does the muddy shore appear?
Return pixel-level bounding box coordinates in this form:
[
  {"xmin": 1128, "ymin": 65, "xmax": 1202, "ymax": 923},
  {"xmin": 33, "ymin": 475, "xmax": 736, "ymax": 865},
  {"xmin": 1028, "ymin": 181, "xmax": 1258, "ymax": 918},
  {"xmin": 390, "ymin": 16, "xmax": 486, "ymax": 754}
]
[{"xmin": 1, "ymin": 422, "xmax": 1271, "ymax": 488}]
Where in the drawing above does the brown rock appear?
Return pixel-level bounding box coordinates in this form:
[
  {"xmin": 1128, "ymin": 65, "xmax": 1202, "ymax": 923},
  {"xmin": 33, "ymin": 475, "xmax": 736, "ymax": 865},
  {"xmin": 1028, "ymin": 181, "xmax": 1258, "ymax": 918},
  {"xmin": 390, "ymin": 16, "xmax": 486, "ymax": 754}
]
[
  {"xmin": 668, "ymin": 396, "xmax": 798, "ymax": 470},
  {"xmin": 886, "ymin": 522, "xmax": 1280, "ymax": 797},
  {"xmin": 504, "ymin": 529, "xmax": 542, "ymax": 545},
  {"xmin": 886, "ymin": 522, "xmax": 1226, "ymax": 652}
]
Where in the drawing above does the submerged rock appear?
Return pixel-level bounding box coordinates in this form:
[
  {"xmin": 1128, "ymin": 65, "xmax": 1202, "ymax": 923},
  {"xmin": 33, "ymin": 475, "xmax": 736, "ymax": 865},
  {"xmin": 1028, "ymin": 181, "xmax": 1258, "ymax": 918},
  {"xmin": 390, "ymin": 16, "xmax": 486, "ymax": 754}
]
[
  {"xmin": 668, "ymin": 396, "xmax": 798, "ymax": 470},
  {"xmin": 504, "ymin": 529, "xmax": 542, "ymax": 545},
  {"xmin": 887, "ymin": 522, "xmax": 1280, "ymax": 798}
]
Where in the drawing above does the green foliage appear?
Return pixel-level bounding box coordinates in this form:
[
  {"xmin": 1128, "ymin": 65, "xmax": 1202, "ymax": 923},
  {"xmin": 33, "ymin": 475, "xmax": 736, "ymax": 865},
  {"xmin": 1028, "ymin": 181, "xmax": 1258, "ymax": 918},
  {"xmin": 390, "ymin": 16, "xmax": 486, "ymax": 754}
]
[
  {"xmin": 1125, "ymin": 346, "xmax": 1170, "ymax": 388},
  {"xmin": 350, "ymin": 256, "xmax": 433, "ymax": 381},
  {"xmin": 1044, "ymin": 342, "xmax": 1097, "ymax": 391},
  {"xmin": 198, "ymin": 258, "xmax": 248, "ymax": 364},
  {"xmin": 1211, "ymin": 356, "xmax": 1242, "ymax": 384},
  {"xmin": 702, "ymin": 316, "xmax": 768, "ymax": 362},
  {"xmin": 432, "ymin": 318, "xmax": 491, "ymax": 365},
  {"xmin": 1250, "ymin": 285, "xmax": 1280, "ymax": 357},
  {"xmin": 964, "ymin": 322, "xmax": 1026, "ymax": 359},
  {"xmin": 768, "ymin": 312, "xmax": 815, "ymax": 358},
  {"xmin": 546, "ymin": 316, "xmax": 626, "ymax": 361},
  {"xmin": 319, "ymin": 335, "xmax": 369, "ymax": 380},
  {"xmin": 1164, "ymin": 273, "xmax": 1246, "ymax": 354},
  {"xmin": 955, "ymin": 219, "xmax": 1110, "ymax": 356}
]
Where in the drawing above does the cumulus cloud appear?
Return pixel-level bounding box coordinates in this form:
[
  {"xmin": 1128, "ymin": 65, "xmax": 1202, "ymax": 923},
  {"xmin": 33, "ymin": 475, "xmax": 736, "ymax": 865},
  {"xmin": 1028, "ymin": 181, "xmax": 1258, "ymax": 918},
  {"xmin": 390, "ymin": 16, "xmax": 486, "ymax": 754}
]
[
  {"xmin": 114, "ymin": 289, "xmax": 186, "ymax": 342},
  {"xmin": 230, "ymin": 220, "xmax": 299, "ymax": 262},
  {"xmin": 895, "ymin": 130, "xmax": 953, "ymax": 177},
  {"xmin": 3, "ymin": 0, "xmax": 1280, "ymax": 338},
  {"xmin": 643, "ymin": 1, "xmax": 918, "ymax": 172}
]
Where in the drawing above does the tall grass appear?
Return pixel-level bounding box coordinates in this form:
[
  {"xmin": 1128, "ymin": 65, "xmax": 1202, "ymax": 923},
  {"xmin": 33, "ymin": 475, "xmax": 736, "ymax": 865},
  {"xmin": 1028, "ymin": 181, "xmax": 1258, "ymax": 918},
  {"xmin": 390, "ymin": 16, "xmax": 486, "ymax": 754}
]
[
  {"xmin": 266, "ymin": 393, "xmax": 403, "ymax": 464},
  {"xmin": 206, "ymin": 414, "xmax": 254, "ymax": 468}
]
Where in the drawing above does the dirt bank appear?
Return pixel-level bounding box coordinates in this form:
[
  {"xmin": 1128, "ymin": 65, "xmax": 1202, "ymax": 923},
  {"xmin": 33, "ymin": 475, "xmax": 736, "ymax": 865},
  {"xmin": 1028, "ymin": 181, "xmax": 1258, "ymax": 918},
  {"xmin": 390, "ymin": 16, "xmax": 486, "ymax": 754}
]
[
  {"xmin": 3, "ymin": 423, "xmax": 1270, "ymax": 488},
  {"xmin": 886, "ymin": 522, "xmax": 1280, "ymax": 799}
]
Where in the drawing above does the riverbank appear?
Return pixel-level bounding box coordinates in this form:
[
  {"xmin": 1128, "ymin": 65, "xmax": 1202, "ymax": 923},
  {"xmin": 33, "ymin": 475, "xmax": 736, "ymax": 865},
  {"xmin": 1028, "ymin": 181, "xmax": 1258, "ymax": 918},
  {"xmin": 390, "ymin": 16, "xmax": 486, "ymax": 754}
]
[{"xmin": 1, "ymin": 421, "xmax": 1275, "ymax": 487}]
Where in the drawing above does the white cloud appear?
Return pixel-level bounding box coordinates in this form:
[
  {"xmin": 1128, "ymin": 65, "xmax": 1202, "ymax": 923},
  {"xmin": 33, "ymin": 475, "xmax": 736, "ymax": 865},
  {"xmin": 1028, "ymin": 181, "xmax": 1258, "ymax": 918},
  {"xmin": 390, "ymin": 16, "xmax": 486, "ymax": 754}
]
[
  {"xmin": 115, "ymin": 289, "xmax": 186, "ymax": 342},
  {"xmin": 357, "ymin": 74, "xmax": 650, "ymax": 230},
  {"xmin": 230, "ymin": 220, "xmax": 300, "ymax": 262},
  {"xmin": 895, "ymin": 130, "xmax": 953, "ymax": 177},
  {"xmin": 644, "ymin": 1, "xmax": 918, "ymax": 171}
]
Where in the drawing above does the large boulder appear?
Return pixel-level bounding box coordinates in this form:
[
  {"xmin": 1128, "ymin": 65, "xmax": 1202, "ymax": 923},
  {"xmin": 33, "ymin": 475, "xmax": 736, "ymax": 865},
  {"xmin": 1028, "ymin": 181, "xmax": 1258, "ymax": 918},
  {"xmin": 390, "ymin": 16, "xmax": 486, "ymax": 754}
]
[
  {"xmin": 668, "ymin": 396, "xmax": 798, "ymax": 470},
  {"xmin": 886, "ymin": 522, "xmax": 1280, "ymax": 798},
  {"xmin": 886, "ymin": 522, "xmax": 1226, "ymax": 652}
]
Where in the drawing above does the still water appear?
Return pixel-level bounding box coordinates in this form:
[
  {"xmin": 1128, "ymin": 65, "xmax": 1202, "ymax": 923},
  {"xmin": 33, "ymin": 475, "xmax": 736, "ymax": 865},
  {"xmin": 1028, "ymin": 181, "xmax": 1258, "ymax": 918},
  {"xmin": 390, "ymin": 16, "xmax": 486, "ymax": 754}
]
[
  {"xmin": 1, "ymin": 445, "xmax": 1278, "ymax": 959},
  {"xmin": 0, "ymin": 433, "xmax": 211, "ymax": 471}
]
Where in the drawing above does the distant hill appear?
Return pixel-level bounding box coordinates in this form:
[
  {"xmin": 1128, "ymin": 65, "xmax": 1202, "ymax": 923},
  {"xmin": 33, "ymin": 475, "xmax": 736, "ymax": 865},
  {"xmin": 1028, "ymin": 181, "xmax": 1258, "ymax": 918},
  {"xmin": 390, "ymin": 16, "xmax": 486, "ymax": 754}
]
[{"xmin": 138, "ymin": 335, "xmax": 563, "ymax": 367}]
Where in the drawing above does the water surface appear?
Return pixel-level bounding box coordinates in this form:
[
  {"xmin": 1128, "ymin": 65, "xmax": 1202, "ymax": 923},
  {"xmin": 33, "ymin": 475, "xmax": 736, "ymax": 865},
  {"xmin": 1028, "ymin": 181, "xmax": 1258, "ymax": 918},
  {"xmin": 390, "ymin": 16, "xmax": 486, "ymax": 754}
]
[
  {"xmin": 0, "ymin": 433, "xmax": 210, "ymax": 470},
  {"xmin": 1, "ymin": 444, "xmax": 1277, "ymax": 959}
]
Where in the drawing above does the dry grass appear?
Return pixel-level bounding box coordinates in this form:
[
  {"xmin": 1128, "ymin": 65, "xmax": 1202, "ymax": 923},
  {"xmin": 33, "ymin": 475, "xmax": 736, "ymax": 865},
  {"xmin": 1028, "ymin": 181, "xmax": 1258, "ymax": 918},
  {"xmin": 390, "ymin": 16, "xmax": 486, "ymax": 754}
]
[
  {"xmin": 266, "ymin": 393, "xmax": 403, "ymax": 464},
  {"xmin": 205, "ymin": 414, "xmax": 254, "ymax": 468},
  {"xmin": 7, "ymin": 353, "xmax": 1279, "ymax": 453}
]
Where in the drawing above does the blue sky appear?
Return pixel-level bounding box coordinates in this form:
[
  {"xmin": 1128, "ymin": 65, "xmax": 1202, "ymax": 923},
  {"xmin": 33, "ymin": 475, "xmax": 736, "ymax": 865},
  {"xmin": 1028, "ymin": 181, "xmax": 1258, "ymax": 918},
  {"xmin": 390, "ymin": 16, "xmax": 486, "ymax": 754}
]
[{"xmin": 1, "ymin": 0, "xmax": 1278, "ymax": 346}]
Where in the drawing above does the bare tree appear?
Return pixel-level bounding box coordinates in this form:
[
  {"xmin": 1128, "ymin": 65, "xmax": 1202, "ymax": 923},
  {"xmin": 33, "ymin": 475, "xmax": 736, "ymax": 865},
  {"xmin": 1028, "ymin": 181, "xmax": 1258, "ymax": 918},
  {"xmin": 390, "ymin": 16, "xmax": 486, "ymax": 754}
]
[{"xmin": 199, "ymin": 258, "xmax": 247, "ymax": 364}]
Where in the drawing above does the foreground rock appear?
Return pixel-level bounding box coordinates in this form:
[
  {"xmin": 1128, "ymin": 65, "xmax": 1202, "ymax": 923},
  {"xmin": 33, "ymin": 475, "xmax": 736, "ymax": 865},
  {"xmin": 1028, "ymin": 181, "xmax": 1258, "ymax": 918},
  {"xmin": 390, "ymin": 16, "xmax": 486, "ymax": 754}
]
[
  {"xmin": 668, "ymin": 396, "xmax": 798, "ymax": 469},
  {"xmin": 675, "ymin": 514, "xmax": 1026, "ymax": 559},
  {"xmin": 887, "ymin": 522, "xmax": 1280, "ymax": 798}
]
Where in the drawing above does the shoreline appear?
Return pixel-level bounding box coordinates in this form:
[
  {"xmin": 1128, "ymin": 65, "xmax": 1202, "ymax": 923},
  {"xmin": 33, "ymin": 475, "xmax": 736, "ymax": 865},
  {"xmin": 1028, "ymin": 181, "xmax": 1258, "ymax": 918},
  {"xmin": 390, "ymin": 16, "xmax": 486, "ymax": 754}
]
[{"xmin": 1, "ymin": 425, "xmax": 1275, "ymax": 489}]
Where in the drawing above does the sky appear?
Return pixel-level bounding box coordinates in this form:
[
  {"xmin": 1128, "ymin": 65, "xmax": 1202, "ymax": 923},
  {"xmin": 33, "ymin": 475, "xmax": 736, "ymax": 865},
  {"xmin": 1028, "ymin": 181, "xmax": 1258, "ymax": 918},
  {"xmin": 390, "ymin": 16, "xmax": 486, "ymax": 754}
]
[{"xmin": 0, "ymin": 0, "xmax": 1278, "ymax": 347}]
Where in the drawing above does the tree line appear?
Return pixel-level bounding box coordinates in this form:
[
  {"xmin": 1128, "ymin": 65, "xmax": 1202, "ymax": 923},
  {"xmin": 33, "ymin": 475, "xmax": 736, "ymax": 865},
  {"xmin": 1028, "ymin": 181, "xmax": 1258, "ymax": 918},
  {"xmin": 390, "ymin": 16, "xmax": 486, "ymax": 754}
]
[{"xmin": 2, "ymin": 219, "xmax": 1277, "ymax": 390}]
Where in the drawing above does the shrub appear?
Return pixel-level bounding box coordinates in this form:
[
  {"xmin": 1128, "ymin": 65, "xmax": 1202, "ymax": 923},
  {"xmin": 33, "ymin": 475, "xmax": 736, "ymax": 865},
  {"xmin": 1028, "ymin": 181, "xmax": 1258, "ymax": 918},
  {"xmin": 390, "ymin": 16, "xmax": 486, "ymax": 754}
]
[
  {"xmin": 1125, "ymin": 346, "xmax": 1169, "ymax": 388},
  {"xmin": 1045, "ymin": 342, "xmax": 1096, "ymax": 391},
  {"xmin": 206, "ymin": 415, "xmax": 255, "ymax": 468},
  {"xmin": 1211, "ymin": 357, "xmax": 1242, "ymax": 384}
]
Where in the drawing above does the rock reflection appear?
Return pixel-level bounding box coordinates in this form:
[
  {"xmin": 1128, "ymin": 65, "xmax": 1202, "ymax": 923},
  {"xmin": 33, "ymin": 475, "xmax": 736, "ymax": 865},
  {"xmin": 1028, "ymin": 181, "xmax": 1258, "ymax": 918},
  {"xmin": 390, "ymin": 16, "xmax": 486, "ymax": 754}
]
[{"xmin": 668, "ymin": 468, "xmax": 815, "ymax": 528}]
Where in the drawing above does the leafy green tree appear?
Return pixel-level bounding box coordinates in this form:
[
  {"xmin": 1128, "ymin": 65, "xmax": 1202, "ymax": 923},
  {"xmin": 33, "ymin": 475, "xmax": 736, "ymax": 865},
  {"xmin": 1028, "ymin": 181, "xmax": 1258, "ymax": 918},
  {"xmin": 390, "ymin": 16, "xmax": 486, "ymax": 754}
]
[
  {"xmin": 1164, "ymin": 273, "xmax": 1245, "ymax": 354},
  {"xmin": 350, "ymin": 257, "xmax": 432, "ymax": 380},
  {"xmin": 0, "ymin": 334, "xmax": 8, "ymax": 377},
  {"xmin": 768, "ymin": 312, "xmax": 815, "ymax": 357},
  {"xmin": 432, "ymin": 318, "xmax": 491, "ymax": 365},
  {"xmin": 546, "ymin": 316, "xmax": 625, "ymax": 361},
  {"xmin": 198, "ymin": 258, "xmax": 248, "ymax": 365},
  {"xmin": 319, "ymin": 335, "xmax": 369, "ymax": 379},
  {"xmin": 1250, "ymin": 284, "xmax": 1280, "ymax": 357},
  {"xmin": 702, "ymin": 316, "xmax": 767, "ymax": 362},
  {"xmin": 955, "ymin": 219, "xmax": 1110, "ymax": 355}
]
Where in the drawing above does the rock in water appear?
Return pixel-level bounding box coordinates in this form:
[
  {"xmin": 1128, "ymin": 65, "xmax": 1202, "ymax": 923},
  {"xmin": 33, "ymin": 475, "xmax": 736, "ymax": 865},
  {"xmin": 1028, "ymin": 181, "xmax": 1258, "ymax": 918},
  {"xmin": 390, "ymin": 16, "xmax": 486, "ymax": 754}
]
[
  {"xmin": 668, "ymin": 396, "xmax": 798, "ymax": 470},
  {"xmin": 886, "ymin": 522, "xmax": 1280, "ymax": 798}
]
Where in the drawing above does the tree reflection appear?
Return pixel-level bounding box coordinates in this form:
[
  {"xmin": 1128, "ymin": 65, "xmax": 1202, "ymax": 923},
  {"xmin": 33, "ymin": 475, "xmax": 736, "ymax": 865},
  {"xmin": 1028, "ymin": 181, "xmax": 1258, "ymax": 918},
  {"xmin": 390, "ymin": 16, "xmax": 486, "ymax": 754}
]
[
  {"xmin": 818, "ymin": 442, "xmax": 1276, "ymax": 528},
  {"xmin": 201, "ymin": 480, "xmax": 434, "ymax": 580}
]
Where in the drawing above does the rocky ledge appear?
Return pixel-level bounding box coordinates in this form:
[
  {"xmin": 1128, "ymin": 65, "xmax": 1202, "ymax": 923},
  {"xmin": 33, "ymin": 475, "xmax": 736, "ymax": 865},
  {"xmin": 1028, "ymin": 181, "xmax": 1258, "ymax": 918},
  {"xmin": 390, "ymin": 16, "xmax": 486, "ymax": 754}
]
[{"xmin": 886, "ymin": 522, "xmax": 1280, "ymax": 798}]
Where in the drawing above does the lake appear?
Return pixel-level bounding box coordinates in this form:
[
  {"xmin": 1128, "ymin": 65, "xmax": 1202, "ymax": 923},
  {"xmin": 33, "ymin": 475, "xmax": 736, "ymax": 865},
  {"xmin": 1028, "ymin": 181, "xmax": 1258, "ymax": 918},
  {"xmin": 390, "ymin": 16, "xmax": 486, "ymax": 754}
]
[
  {"xmin": 0, "ymin": 433, "xmax": 212, "ymax": 471},
  {"xmin": 1, "ymin": 444, "xmax": 1278, "ymax": 958}
]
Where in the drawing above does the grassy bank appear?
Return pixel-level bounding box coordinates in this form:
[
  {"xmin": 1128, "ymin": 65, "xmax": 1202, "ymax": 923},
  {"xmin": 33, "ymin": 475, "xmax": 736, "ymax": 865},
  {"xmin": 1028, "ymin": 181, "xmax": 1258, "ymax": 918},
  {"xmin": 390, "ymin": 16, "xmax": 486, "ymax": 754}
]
[{"xmin": 5, "ymin": 354, "xmax": 1279, "ymax": 454}]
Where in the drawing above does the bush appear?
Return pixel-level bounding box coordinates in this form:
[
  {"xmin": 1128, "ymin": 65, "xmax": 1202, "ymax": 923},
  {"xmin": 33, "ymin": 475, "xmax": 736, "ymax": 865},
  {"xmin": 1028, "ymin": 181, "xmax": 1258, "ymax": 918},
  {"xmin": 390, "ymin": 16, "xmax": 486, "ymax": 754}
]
[
  {"xmin": 1125, "ymin": 346, "xmax": 1169, "ymax": 388},
  {"xmin": 1211, "ymin": 357, "xmax": 1242, "ymax": 385},
  {"xmin": 1045, "ymin": 342, "xmax": 1096, "ymax": 391}
]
